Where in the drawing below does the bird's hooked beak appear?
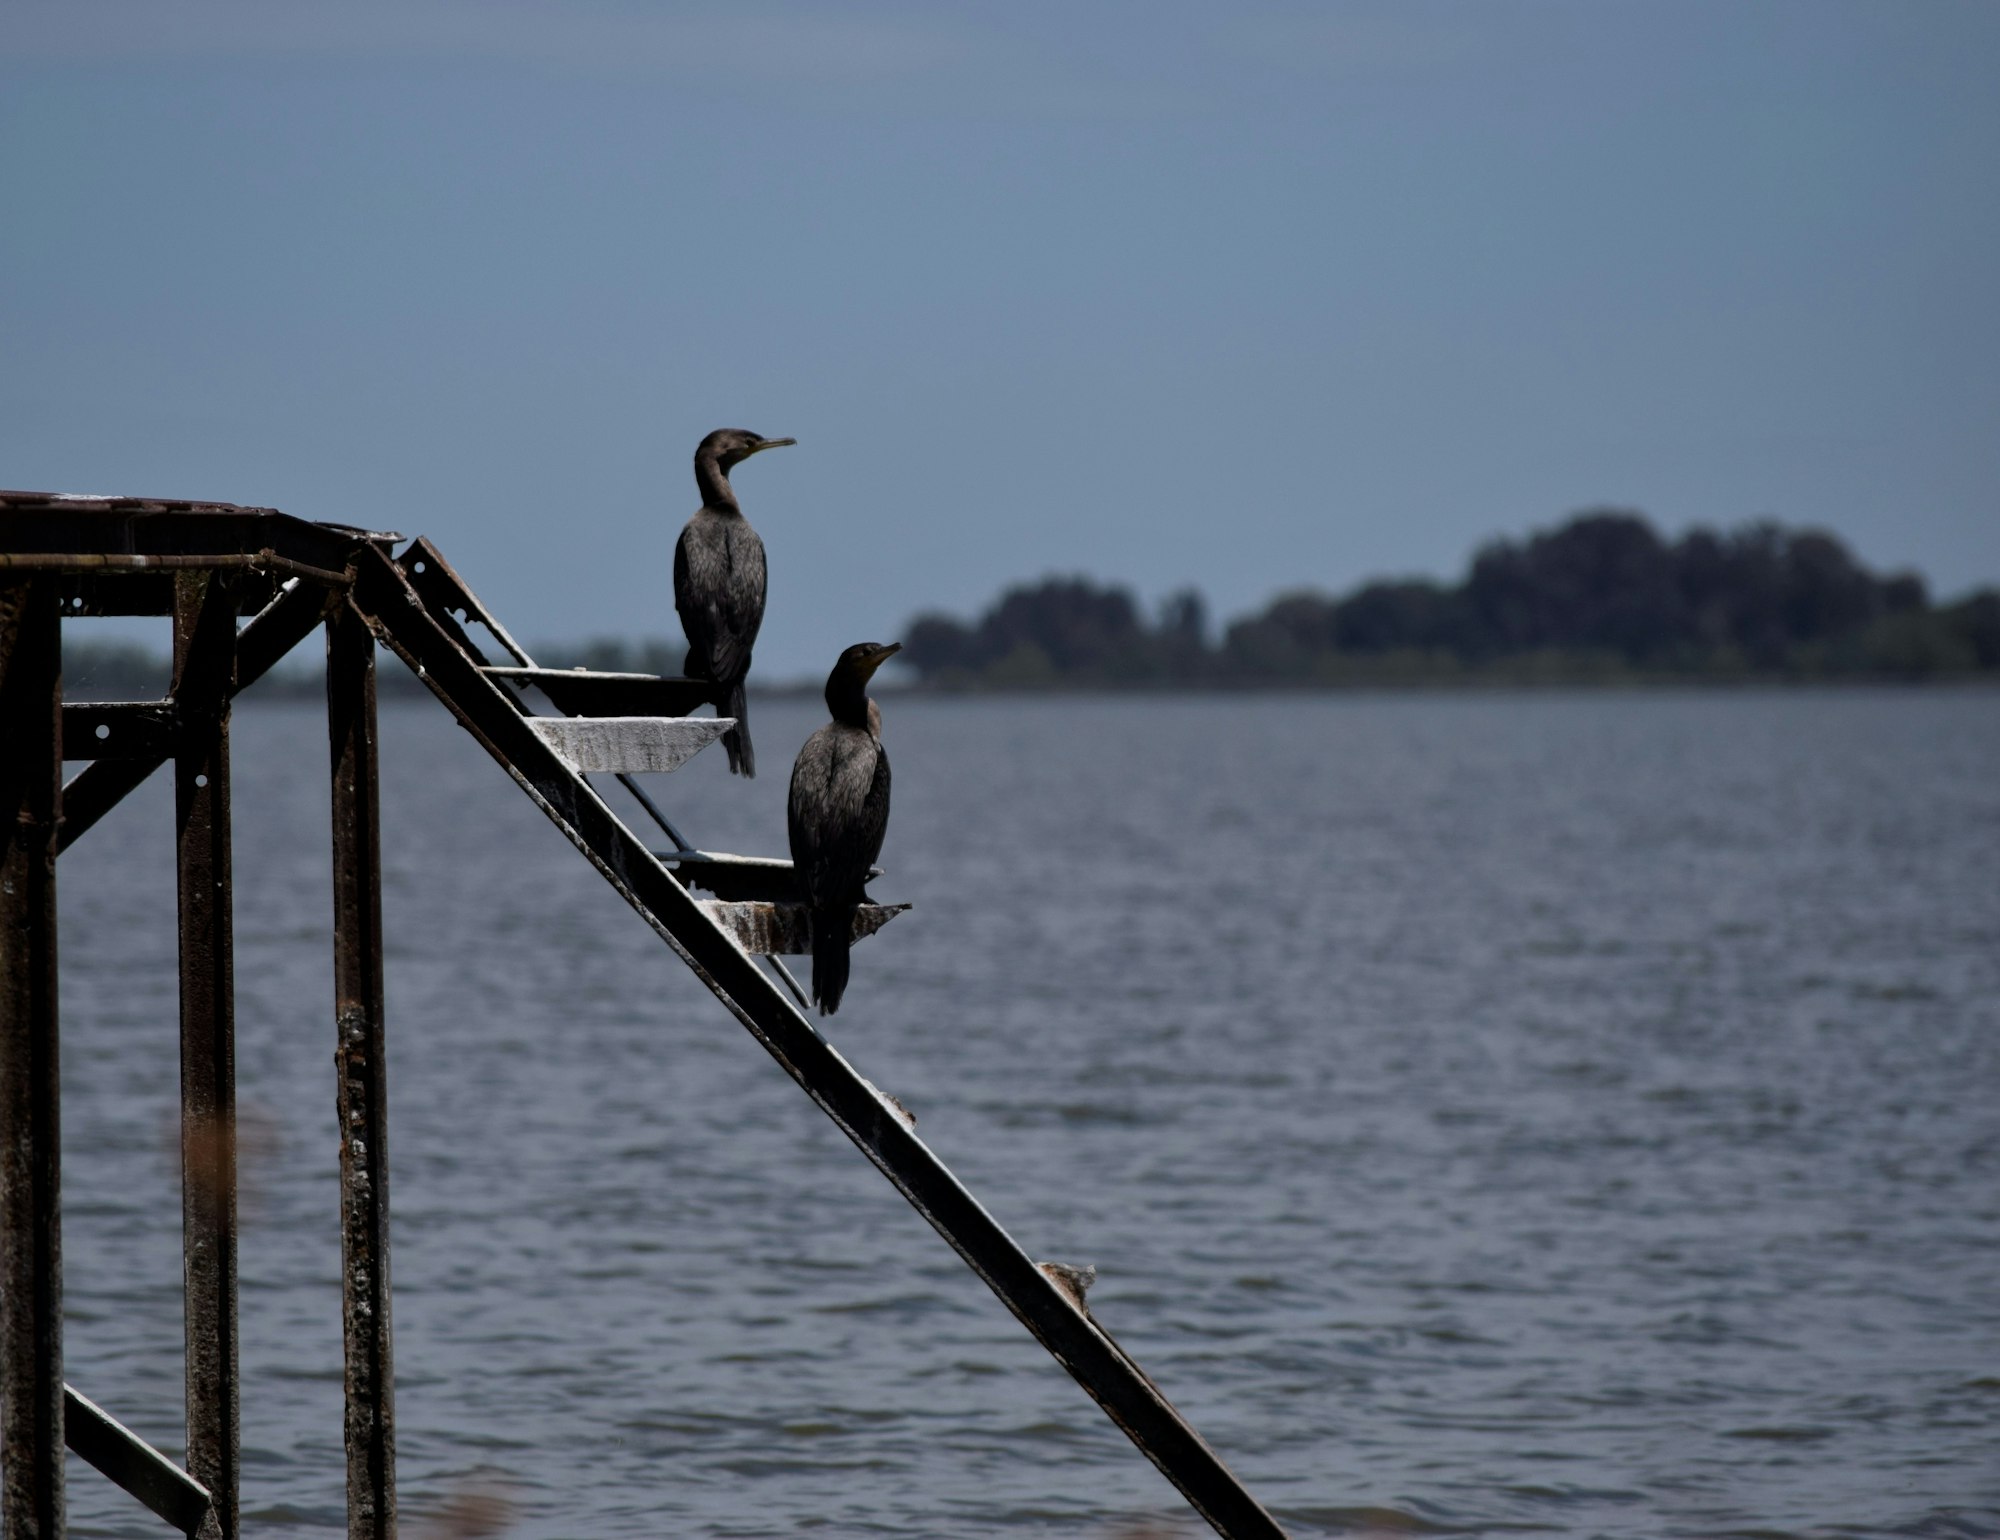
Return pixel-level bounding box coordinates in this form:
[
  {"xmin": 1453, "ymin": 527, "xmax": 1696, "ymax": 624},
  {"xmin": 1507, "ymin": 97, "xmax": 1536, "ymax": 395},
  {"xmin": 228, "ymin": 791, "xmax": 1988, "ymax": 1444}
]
[
  {"xmin": 746, "ymin": 437, "xmax": 796, "ymax": 457},
  {"xmin": 859, "ymin": 641, "xmax": 902, "ymax": 678}
]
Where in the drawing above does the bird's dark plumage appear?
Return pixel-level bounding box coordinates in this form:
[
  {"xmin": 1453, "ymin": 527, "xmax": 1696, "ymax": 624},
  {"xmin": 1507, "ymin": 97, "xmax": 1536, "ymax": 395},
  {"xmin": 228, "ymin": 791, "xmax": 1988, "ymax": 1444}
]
[
  {"xmin": 788, "ymin": 642, "xmax": 898, "ymax": 1015},
  {"xmin": 673, "ymin": 427, "xmax": 794, "ymax": 777}
]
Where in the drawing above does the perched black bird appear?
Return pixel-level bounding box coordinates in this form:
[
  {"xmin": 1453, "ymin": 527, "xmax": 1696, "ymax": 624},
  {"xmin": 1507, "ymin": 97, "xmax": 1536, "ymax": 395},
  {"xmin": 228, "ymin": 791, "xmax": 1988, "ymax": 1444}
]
[
  {"xmin": 673, "ymin": 428, "xmax": 795, "ymax": 776},
  {"xmin": 788, "ymin": 642, "xmax": 899, "ymax": 1015}
]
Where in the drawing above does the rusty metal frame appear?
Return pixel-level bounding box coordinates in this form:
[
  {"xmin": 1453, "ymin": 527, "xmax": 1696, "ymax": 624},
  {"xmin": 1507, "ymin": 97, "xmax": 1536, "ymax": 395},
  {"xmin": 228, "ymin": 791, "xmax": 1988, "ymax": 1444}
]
[
  {"xmin": 3, "ymin": 494, "xmax": 380, "ymax": 1540},
  {"xmin": 172, "ymin": 570, "xmax": 243, "ymax": 1540},
  {"xmin": 0, "ymin": 493, "xmax": 1290, "ymax": 1540},
  {"xmin": 1, "ymin": 577, "xmax": 68, "ymax": 1540},
  {"xmin": 327, "ymin": 601, "xmax": 397, "ymax": 1540}
]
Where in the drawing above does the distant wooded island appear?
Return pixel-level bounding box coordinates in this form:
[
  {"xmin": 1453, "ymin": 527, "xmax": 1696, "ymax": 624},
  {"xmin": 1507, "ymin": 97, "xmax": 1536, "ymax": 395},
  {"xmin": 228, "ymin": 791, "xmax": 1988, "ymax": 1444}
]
[
  {"xmin": 895, "ymin": 510, "xmax": 1999, "ymax": 688},
  {"xmin": 59, "ymin": 510, "xmax": 2000, "ymax": 700}
]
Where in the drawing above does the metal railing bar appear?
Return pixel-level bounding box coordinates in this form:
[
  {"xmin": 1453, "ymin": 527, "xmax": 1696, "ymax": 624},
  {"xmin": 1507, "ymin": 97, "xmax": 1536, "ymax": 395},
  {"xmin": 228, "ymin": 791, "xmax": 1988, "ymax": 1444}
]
[
  {"xmin": 610, "ymin": 771, "xmax": 694, "ymax": 852},
  {"xmin": 764, "ymin": 954, "xmax": 813, "ymax": 1012},
  {"xmin": 62, "ymin": 1385, "xmax": 212, "ymax": 1537},
  {"xmin": 0, "ymin": 550, "xmax": 354, "ymax": 586}
]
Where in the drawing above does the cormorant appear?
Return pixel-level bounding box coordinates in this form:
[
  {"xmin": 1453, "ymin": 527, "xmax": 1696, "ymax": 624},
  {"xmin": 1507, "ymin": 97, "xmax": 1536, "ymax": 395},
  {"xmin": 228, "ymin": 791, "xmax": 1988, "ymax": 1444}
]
[
  {"xmin": 788, "ymin": 641, "xmax": 899, "ymax": 1015},
  {"xmin": 674, "ymin": 427, "xmax": 795, "ymax": 776}
]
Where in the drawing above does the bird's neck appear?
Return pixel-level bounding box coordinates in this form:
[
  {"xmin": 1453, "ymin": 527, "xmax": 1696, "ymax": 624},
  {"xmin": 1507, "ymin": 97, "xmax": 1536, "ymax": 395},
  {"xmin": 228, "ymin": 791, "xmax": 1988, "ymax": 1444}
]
[
  {"xmin": 826, "ymin": 679, "xmax": 874, "ymax": 730},
  {"xmin": 694, "ymin": 455, "xmax": 740, "ymax": 513}
]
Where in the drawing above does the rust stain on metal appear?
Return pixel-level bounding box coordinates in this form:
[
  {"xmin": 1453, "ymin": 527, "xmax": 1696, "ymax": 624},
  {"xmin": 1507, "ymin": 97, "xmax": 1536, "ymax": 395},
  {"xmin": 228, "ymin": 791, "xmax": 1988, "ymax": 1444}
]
[
  {"xmin": 1039, "ymin": 1261, "xmax": 1100, "ymax": 1313},
  {"xmin": 862, "ymin": 1078, "xmax": 917, "ymax": 1132}
]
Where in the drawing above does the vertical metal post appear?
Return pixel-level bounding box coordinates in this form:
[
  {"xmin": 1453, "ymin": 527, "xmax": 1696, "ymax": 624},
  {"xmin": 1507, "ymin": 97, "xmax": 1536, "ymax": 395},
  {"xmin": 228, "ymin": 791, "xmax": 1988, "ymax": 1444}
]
[
  {"xmin": 173, "ymin": 572, "xmax": 240, "ymax": 1540},
  {"xmin": 327, "ymin": 602, "xmax": 396, "ymax": 1540},
  {"xmin": 0, "ymin": 580, "xmax": 66, "ymax": 1540}
]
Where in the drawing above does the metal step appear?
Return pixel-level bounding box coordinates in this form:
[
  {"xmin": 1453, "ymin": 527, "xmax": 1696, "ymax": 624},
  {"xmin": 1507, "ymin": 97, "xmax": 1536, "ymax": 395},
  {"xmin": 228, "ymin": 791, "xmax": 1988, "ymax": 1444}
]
[
  {"xmin": 480, "ymin": 665, "xmax": 713, "ymax": 719},
  {"xmin": 660, "ymin": 848, "xmax": 885, "ymax": 904},
  {"xmin": 699, "ymin": 900, "xmax": 912, "ymax": 956},
  {"xmin": 522, "ymin": 715, "xmax": 730, "ymax": 774}
]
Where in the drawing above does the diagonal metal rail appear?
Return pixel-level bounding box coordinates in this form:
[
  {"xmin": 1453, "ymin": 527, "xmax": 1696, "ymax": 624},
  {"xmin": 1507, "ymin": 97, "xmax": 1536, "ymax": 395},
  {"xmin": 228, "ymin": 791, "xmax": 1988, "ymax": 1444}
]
[
  {"xmin": 63, "ymin": 1385, "xmax": 212, "ymax": 1537},
  {"xmin": 345, "ymin": 544, "xmax": 1289, "ymax": 1540}
]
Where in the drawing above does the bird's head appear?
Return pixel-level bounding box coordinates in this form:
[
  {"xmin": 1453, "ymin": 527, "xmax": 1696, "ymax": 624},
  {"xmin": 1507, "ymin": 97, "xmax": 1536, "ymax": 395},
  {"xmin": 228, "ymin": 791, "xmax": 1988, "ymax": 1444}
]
[
  {"xmin": 836, "ymin": 640, "xmax": 908, "ymax": 680},
  {"xmin": 825, "ymin": 641, "xmax": 902, "ymax": 726},
  {"xmin": 842, "ymin": 641, "xmax": 902, "ymax": 678},
  {"xmin": 697, "ymin": 428, "xmax": 796, "ymax": 474}
]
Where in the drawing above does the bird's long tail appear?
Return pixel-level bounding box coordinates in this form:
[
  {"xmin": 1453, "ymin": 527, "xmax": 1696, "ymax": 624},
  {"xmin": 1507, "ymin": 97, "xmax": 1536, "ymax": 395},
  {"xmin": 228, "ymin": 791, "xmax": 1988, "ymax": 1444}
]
[
  {"xmin": 720, "ymin": 678, "xmax": 754, "ymax": 778},
  {"xmin": 811, "ymin": 906, "xmax": 853, "ymax": 1015}
]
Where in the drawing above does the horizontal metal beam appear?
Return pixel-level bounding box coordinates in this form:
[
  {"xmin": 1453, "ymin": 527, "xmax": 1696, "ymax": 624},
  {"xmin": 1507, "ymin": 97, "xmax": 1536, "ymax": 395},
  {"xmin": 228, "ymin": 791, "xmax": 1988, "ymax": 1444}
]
[
  {"xmin": 0, "ymin": 550, "xmax": 351, "ymax": 588},
  {"xmin": 347, "ymin": 546, "xmax": 1289, "ymax": 1540},
  {"xmin": 60, "ymin": 702, "xmax": 178, "ymax": 760},
  {"xmin": 63, "ymin": 1385, "xmax": 212, "ymax": 1538},
  {"xmin": 697, "ymin": 900, "xmax": 910, "ymax": 956},
  {"xmin": 0, "ymin": 490, "xmax": 395, "ymax": 578},
  {"xmin": 43, "ymin": 570, "xmax": 283, "ymax": 617}
]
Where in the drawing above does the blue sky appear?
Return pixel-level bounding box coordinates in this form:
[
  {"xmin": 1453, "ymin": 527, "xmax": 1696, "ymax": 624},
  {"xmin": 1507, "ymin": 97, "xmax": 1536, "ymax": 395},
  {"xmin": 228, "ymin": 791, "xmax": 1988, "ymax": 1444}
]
[{"xmin": 5, "ymin": 1, "xmax": 1996, "ymax": 676}]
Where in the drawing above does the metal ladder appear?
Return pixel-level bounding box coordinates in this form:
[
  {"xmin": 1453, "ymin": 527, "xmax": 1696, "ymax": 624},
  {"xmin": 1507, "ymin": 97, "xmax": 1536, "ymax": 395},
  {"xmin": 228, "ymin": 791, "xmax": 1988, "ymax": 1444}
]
[{"xmin": 351, "ymin": 538, "xmax": 1290, "ymax": 1539}]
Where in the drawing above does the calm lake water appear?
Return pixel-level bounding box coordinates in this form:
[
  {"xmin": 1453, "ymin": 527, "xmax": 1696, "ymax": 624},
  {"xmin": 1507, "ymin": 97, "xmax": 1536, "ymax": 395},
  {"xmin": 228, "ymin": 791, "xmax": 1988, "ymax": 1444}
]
[{"xmin": 52, "ymin": 688, "xmax": 2000, "ymax": 1539}]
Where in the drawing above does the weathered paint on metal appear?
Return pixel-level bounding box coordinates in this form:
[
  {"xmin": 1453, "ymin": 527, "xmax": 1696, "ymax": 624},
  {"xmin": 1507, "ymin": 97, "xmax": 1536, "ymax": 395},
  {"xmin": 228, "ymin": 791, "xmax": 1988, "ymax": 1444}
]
[
  {"xmin": 0, "ymin": 579, "xmax": 67, "ymax": 1540},
  {"xmin": 523, "ymin": 715, "xmax": 731, "ymax": 774},
  {"xmin": 326, "ymin": 602, "xmax": 397, "ymax": 1540},
  {"xmin": 173, "ymin": 571, "xmax": 241, "ymax": 1540},
  {"xmin": 63, "ymin": 1384, "xmax": 212, "ymax": 1537},
  {"xmin": 696, "ymin": 900, "xmax": 912, "ymax": 956}
]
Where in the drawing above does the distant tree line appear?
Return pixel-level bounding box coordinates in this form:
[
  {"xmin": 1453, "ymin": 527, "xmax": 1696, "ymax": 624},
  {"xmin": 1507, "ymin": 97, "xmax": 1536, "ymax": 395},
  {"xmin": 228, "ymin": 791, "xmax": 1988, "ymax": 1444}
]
[
  {"xmin": 898, "ymin": 511, "xmax": 2000, "ymax": 687},
  {"xmin": 56, "ymin": 510, "xmax": 2000, "ymax": 699}
]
